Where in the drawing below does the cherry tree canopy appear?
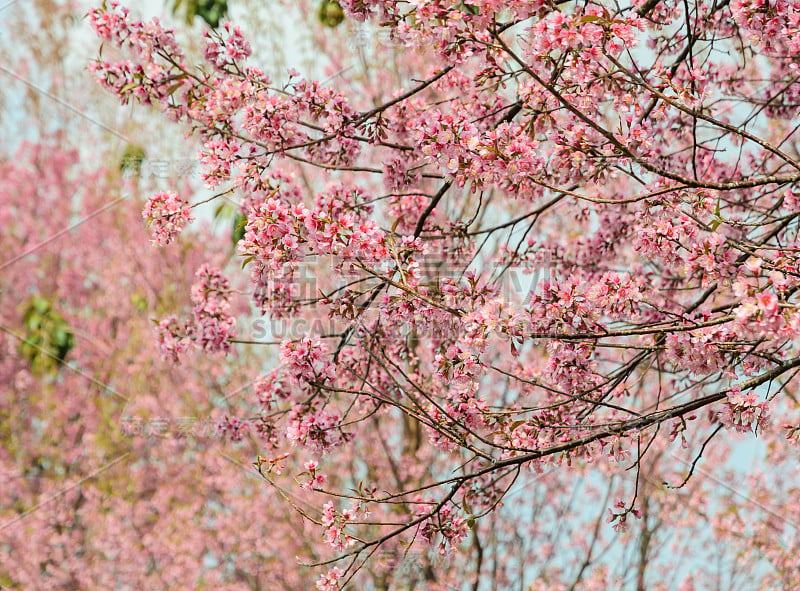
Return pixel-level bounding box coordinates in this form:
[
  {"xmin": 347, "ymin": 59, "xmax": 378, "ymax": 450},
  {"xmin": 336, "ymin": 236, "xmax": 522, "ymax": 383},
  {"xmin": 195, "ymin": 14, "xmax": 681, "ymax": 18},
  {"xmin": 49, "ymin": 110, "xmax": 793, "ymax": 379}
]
[{"xmin": 86, "ymin": 0, "xmax": 800, "ymax": 588}]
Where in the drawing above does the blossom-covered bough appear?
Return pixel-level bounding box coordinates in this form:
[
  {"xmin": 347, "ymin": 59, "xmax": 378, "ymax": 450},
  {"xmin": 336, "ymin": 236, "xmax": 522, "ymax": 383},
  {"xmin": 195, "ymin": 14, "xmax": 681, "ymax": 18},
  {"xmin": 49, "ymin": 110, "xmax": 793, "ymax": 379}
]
[{"xmin": 90, "ymin": 0, "xmax": 800, "ymax": 587}]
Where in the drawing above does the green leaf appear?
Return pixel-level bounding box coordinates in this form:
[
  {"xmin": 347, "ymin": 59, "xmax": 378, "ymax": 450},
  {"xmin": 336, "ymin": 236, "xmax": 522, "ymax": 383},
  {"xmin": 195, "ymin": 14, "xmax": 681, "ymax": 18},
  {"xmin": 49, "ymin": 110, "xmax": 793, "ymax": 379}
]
[
  {"xmin": 174, "ymin": 0, "xmax": 229, "ymax": 28},
  {"xmin": 213, "ymin": 202, "xmax": 230, "ymax": 219},
  {"xmin": 120, "ymin": 143, "xmax": 146, "ymax": 176},
  {"xmin": 18, "ymin": 296, "xmax": 75, "ymax": 374},
  {"xmin": 130, "ymin": 294, "xmax": 148, "ymax": 312},
  {"xmin": 318, "ymin": 0, "xmax": 345, "ymax": 27},
  {"xmin": 232, "ymin": 212, "xmax": 247, "ymax": 246},
  {"xmin": 166, "ymin": 82, "xmax": 184, "ymax": 96},
  {"xmin": 709, "ymin": 196, "xmax": 723, "ymax": 230}
]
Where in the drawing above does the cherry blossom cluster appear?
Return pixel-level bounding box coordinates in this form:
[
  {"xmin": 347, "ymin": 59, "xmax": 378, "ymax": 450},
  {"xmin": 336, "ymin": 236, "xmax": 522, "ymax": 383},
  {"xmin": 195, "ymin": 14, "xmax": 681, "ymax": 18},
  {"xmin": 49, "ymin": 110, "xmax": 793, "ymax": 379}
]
[
  {"xmin": 606, "ymin": 499, "xmax": 642, "ymax": 533},
  {"xmin": 526, "ymin": 8, "xmax": 643, "ymax": 61},
  {"xmin": 218, "ymin": 415, "xmax": 250, "ymax": 442},
  {"xmin": 279, "ymin": 337, "xmax": 337, "ymax": 391},
  {"xmin": 202, "ymin": 22, "xmax": 252, "ymax": 72},
  {"xmin": 286, "ymin": 405, "xmax": 349, "ymax": 455},
  {"xmin": 299, "ymin": 459, "xmax": 328, "ymax": 490},
  {"xmin": 153, "ymin": 315, "xmax": 192, "ymax": 365},
  {"xmin": 315, "ymin": 567, "xmax": 343, "ymax": 591},
  {"xmin": 141, "ymin": 191, "xmax": 194, "ymax": 246},
  {"xmin": 253, "ymin": 369, "xmax": 289, "ymax": 409},
  {"xmin": 238, "ymin": 182, "xmax": 390, "ymax": 316},
  {"xmin": 731, "ymin": 0, "xmax": 800, "ymax": 52},
  {"xmin": 322, "ymin": 500, "xmax": 370, "ymax": 552},
  {"xmin": 190, "ymin": 265, "xmax": 236, "ymax": 354},
  {"xmin": 88, "ymin": 3, "xmax": 189, "ymax": 107},
  {"xmin": 718, "ymin": 387, "xmax": 771, "ymax": 434},
  {"xmin": 249, "ymin": 337, "xmax": 351, "ymax": 455},
  {"xmin": 152, "ymin": 268, "xmax": 236, "ymax": 363},
  {"xmin": 414, "ymin": 500, "xmax": 469, "ymax": 555},
  {"xmin": 89, "ymin": 1, "xmax": 183, "ymax": 60}
]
